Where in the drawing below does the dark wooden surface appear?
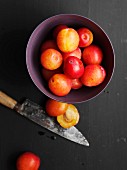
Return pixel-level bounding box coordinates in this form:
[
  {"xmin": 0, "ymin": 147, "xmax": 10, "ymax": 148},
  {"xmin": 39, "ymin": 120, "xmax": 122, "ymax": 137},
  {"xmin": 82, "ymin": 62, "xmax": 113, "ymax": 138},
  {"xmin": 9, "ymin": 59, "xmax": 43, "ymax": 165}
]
[{"xmin": 0, "ymin": 0, "xmax": 127, "ymax": 169}]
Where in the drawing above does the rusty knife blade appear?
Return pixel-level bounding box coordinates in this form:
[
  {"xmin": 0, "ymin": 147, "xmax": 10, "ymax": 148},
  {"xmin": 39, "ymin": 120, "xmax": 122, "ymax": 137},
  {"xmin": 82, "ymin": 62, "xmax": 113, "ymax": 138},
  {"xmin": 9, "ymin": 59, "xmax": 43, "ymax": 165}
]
[{"xmin": 16, "ymin": 99, "xmax": 89, "ymax": 146}]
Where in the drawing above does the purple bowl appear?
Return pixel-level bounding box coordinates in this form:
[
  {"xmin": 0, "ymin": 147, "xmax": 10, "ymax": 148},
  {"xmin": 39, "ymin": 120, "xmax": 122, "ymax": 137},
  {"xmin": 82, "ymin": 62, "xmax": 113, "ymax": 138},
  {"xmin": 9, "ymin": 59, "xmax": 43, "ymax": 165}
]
[{"xmin": 26, "ymin": 14, "xmax": 115, "ymax": 103}]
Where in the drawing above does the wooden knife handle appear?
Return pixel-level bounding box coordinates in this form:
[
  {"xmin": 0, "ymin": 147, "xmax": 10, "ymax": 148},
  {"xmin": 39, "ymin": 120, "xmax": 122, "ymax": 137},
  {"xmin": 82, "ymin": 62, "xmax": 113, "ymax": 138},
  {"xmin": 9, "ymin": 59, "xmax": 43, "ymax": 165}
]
[{"xmin": 0, "ymin": 91, "xmax": 17, "ymax": 109}]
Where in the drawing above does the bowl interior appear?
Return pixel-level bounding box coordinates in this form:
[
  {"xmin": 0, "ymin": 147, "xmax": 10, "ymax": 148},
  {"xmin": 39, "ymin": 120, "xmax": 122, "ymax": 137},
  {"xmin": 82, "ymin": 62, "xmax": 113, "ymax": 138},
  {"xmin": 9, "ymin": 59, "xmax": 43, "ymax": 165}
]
[{"xmin": 26, "ymin": 14, "xmax": 114, "ymax": 103}]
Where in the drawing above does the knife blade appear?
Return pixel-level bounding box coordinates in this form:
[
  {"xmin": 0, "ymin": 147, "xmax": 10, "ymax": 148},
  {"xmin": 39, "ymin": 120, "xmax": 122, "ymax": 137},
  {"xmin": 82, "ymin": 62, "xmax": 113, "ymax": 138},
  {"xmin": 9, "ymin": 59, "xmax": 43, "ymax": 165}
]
[{"xmin": 0, "ymin": 91, "xmax": 89, "ymax": 146}]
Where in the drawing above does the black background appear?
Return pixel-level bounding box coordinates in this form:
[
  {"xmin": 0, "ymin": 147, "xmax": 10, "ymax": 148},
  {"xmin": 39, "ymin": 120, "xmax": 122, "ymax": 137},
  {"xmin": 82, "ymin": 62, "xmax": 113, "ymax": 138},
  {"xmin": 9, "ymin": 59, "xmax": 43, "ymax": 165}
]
[{"xmin": 0, "ymin": 0, "xmax": 127, "ymax": 170}]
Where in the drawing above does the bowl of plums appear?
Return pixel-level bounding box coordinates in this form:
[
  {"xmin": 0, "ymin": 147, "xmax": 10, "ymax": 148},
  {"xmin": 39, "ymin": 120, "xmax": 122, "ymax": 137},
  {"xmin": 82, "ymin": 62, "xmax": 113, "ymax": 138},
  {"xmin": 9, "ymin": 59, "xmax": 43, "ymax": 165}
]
[{"xmin": 26, "ymin": 14, "xmax": 115, "ymax": 104}]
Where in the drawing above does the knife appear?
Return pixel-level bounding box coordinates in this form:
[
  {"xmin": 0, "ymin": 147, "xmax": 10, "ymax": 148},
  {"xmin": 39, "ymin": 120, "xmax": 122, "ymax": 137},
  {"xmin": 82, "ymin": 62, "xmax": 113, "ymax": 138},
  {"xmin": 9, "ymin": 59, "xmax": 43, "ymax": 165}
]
[{"xmin": 0, "ymin": 91, "xmax": 89, "ymax": 146}]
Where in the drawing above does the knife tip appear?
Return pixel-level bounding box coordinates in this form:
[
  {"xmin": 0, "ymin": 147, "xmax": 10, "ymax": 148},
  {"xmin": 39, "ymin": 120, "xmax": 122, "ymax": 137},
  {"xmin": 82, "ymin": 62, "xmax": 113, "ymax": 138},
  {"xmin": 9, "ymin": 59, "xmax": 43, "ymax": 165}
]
[
  {"xmin": 85, "ymin": 141, "xmax": 90, "ymax": 146},
  {"xmin": 81, "ymin": 139, "xmax": 90, "ymax": 146}
]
